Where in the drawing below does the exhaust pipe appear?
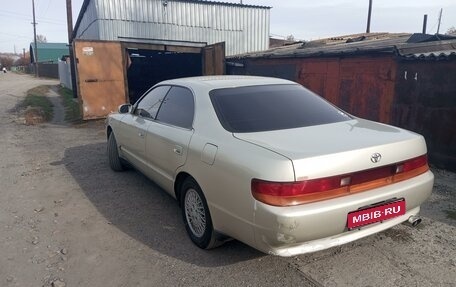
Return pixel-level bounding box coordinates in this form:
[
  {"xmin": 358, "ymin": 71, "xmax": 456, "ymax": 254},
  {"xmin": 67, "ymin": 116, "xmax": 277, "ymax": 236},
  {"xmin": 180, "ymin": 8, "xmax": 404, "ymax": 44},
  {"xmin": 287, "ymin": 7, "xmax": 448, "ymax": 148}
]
[{"xmin": 404, "ymin": 215, "xmax": 422, "ymax": 227}]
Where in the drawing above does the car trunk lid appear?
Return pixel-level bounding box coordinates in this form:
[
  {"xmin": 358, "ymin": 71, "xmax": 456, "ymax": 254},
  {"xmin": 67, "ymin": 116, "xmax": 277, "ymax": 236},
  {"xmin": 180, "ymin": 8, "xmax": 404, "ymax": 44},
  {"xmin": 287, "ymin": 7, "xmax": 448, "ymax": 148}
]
[{"xmin": 234, "ymin": 119, "xmax": 427, "ymax": 181}]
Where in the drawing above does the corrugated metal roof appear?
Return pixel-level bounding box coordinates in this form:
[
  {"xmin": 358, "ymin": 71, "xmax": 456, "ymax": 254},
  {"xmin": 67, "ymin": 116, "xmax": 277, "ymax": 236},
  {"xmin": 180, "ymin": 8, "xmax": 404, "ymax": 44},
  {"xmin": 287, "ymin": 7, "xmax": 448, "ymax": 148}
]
[
  {"xmin": 401, "ymin": 50, "xmax": 456, "ymax": 60},
  {"xmin": 73, "ymin": 0, "xmax": 270, "ymax": 56},
  {"xmin": 29, "ymin": 43, "xmax": 69, "ymax": 63},
  {"xmin": 33, "ymin": 43, "xmax": 69, "ymax": 50},
  {"xmin": 406, "ymin": 33, "xmax": 456, "ymax": 43},
  {"xmin": 230, "ymin": 33, "xmax": 456, "ymax": 61},
  {"xmin": 396, "ymin": 39, "xmax": 456, "ymax": 57},
  {"xmin": 172, "ymin": 0, "xmax": 271, "ymax": 9},
  {"xmin": 232, "ymin": 33, "xmax": 411, "ymax": 59}
]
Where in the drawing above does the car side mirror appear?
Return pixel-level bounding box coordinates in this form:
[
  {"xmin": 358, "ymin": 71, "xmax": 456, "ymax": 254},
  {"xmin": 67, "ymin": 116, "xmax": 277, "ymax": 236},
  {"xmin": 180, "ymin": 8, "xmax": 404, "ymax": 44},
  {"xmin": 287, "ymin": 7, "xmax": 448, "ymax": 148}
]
[{"xmin": 118, "ymin": 104, "xmax": 132, "ymax": 114}]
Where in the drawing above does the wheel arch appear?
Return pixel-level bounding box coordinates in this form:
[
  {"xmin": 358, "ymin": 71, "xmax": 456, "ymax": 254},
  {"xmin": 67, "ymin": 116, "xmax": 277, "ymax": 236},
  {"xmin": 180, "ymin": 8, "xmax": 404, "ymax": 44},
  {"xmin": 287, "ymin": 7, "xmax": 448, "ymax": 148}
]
[
  {"xmin": 174, "ymin": 171, "xmax": 193, "ymax": 205},
  {"xmin": 106, "ymin": 125, "xmax": 113, "ymax": 140}
]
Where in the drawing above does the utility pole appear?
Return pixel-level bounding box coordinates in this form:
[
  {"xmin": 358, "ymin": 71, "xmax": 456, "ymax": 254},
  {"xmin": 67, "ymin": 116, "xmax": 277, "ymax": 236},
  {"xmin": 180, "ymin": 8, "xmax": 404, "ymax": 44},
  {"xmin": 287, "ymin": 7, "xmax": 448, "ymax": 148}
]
[
  {"xmin": 422, "ymin": 14, "xmax": 428, "ymax": 34},
  {"xmin": 366, "ymin": 0, "xmax": 373, "ymax": 33},
  {"xmin": 32, "ymin": 0, "xmax": 39, "ymax": 77},
  {"xmin": 66, "ymin": 0, "xmax": 78, "ymax": 97},
  {"xmin": 22, "ymin": 48, "xmax": 26, "ymax": 71},
  {"xmin": 437, "ymin": 8, "xmax": 443, "ymax": 34},
  {"xmin": 66, "ymin": 0, "xmax": 73, "ymax": 43}
]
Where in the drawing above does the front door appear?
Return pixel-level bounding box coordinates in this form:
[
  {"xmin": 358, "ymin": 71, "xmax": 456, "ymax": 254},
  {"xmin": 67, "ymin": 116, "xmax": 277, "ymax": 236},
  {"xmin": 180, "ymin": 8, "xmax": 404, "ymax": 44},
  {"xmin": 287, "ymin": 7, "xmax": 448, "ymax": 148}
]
[{"xmin": 116, "ymin": 85, "xmax": 171, "ymax": 171}]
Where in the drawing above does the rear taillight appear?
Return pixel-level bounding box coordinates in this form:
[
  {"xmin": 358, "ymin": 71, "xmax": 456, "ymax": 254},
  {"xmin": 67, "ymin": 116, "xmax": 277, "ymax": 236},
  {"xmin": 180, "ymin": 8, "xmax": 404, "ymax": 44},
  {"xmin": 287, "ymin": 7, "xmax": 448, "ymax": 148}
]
[
  {"xmin": 252, "ymin": 154, "xmax": 429, "ymax": 206},
  {"xmin": 394, "ymin": 154, "xmax": 429, "ymax": 182}
]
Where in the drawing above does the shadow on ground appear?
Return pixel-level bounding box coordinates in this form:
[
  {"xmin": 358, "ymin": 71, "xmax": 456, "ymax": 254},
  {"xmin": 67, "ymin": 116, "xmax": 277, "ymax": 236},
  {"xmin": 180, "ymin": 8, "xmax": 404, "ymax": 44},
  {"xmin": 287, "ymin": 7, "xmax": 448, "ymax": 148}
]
[
  {"xmin": 60, "ymin": 142, "xmax": 264, "ymax": 267},
  {"xmin": 59, "ymin": 142, "xmax": 454, "ymax": 269}
]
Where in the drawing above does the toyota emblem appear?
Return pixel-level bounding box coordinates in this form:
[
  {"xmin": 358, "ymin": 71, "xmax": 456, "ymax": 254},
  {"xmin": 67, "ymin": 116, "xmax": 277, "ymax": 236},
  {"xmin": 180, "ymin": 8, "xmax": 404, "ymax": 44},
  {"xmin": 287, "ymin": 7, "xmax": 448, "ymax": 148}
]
[{"xmin": 371, "ymin": 153, "xmax": 382, "ymax": 163}]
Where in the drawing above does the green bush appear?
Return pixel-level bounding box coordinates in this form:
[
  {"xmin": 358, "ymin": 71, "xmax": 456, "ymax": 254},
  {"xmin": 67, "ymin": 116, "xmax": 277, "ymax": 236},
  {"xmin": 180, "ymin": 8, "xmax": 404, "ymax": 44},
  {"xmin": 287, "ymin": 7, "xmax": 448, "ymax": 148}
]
[{"xmin": 58, "ymin": 86, "xmax": 81, "ymax": 122}]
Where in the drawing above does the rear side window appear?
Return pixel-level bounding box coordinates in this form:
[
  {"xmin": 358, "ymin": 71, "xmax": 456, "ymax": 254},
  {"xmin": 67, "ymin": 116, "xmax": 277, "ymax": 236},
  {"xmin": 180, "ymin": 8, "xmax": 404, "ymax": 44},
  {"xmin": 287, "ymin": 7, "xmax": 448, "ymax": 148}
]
[
  {"xmin": 209, "ymin": 84, "xmax": 351, "ymax": 133},
  {"xmin": 156, "ymin": 86, "xmax": 194, "ymax": 129}
]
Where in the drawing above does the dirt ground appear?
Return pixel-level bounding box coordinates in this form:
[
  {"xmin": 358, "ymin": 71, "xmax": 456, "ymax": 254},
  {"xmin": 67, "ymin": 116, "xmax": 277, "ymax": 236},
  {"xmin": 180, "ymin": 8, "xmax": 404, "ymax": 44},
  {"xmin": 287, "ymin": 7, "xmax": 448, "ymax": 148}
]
[{"xmin": 1, "ymin": 73, "xmax": 455, "ymax": 287}]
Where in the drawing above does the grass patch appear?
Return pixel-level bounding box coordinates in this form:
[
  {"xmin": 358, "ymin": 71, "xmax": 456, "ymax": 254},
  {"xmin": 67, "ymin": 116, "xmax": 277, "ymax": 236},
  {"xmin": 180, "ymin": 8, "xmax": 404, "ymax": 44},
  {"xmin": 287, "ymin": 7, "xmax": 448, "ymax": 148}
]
[
  {"xmin": 444, "ymin": 209, "xmax": 456, "ymax": 220},
  {"xmin": 58, "ymin": 86, "xmax": 81, "ymax": 122},
  {"xmin": 22, "ymin": 86, "xmax": 53, "ymax": 121}
]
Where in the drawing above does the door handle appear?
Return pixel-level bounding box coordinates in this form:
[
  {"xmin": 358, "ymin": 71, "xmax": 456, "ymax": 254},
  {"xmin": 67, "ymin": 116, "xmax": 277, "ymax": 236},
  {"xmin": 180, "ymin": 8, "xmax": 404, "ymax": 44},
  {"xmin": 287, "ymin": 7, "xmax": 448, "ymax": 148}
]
[
  {"xmin": 173, "ymin": 146, "xmax": 183, "ymax": 155},
  {"xmin": 138, "ymin": 132, "xmax": 144, "ymax": 138}
]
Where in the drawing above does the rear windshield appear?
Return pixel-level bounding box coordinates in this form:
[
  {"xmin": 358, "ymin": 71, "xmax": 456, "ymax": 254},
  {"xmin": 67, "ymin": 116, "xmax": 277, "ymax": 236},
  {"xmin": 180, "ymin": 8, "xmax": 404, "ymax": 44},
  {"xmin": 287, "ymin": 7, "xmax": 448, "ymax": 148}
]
[{"xmin": 209, "ymin": 84, "xmax": 352, "ymax": 133}]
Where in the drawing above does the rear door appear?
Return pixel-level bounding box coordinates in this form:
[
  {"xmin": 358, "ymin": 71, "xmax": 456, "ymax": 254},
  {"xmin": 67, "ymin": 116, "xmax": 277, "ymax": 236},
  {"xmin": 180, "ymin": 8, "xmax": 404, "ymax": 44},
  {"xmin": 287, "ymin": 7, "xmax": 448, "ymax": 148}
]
[
  {"xmin": 203, "ymin": 42, "xmax": 225, "ymax": 75},
  {"xmin": 145, "ymin": 86, "xmax": 195, "ymax": 193}
]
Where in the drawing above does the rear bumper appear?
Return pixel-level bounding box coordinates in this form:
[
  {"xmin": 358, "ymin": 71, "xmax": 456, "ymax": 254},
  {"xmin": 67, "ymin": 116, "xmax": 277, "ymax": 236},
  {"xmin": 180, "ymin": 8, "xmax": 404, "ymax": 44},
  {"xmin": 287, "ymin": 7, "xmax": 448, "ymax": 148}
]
[{"xmin": 252, "ymin": 171, "xmax": 434, "ymax": 256}]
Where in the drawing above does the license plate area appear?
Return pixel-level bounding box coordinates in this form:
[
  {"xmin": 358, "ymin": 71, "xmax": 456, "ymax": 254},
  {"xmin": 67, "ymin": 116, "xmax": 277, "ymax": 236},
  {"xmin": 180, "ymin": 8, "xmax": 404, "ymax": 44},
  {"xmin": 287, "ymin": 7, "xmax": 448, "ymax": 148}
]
[{"xmin": 347, "ymin": 199, "xmax": 406, "ymax": 229}]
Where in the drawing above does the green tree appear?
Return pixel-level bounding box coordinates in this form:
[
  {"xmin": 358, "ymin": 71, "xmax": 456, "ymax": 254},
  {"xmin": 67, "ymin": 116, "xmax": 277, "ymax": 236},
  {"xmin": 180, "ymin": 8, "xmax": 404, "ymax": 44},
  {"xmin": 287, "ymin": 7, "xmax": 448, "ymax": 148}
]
[{"xmin": 0, "ymin": 56, "xmax": 14, "ymax": 69}]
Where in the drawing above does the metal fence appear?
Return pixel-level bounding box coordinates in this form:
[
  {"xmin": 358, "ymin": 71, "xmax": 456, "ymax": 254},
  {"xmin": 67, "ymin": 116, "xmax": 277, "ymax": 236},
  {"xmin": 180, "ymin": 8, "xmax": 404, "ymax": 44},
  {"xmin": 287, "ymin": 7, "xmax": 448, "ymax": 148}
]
[
  {"xmin": 58, "ymin": 60, "xmax": 73, "ymax": 90},
  {"xmin": 28, "ymin": 63, "xmax": 59, "ymax": 79}
]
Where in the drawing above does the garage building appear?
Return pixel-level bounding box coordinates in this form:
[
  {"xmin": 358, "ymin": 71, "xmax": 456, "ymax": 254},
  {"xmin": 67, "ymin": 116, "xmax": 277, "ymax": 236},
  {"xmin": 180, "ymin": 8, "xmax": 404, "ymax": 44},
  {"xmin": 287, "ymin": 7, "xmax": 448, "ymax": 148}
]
[{"xmin": 72, "ymin": 0, "xmax": 270, "ymax": 119}]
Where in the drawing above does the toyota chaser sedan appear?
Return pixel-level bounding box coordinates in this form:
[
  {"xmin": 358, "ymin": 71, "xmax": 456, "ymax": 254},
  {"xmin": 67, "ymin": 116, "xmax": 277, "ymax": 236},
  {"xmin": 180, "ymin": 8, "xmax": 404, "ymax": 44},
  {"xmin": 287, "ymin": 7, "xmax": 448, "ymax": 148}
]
[{"xmin": 106, "ymin": 76, "xmax": 433, "ymax": 256}]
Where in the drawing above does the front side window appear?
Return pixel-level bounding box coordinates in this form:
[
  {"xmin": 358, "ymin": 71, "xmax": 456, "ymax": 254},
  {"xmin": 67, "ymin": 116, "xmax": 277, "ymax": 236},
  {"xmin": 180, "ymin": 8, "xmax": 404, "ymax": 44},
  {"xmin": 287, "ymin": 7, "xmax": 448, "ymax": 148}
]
[
  {"xmin": 156, "ymin": 86, "xmax": 195, "ymax": 129},
  {"xmin": 210, "ymin": 84, "xmax": 352, "ymax": 133},
  {"xmin": 135, "ymin": 86, "xmax": 171, "ymax": 118}
]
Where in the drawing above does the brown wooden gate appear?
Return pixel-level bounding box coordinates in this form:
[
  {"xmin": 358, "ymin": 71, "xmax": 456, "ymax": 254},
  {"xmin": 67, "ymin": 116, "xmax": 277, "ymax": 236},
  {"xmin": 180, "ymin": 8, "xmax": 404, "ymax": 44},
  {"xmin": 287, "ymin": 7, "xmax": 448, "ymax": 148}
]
[
  {"xmin": 203, "ymin": 42, "xmax": 226, "ymax": 75},
  {"xmin": 74, "ymin": 40, "xmax": 128, "ymax": 120}
]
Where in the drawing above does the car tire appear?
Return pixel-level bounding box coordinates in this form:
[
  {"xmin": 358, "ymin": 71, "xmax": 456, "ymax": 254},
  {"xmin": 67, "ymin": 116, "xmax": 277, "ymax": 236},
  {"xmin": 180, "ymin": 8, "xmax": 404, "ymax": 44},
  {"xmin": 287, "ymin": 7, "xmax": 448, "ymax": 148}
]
[
  {"xmin": 181, "ymin": 178, "xmax": 219, "ymax": 249},
  {"xmin": 107, "ymin": 132, "xmax": 126, "ymax": 172}
]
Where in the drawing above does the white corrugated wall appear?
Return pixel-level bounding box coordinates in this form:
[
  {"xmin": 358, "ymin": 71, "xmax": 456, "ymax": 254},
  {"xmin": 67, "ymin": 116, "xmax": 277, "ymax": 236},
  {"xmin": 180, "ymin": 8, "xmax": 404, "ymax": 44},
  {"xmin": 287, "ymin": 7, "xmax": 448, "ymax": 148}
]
[{"xmin": 74, "ymin": 0, "xmax": 270, "ymax": 56}]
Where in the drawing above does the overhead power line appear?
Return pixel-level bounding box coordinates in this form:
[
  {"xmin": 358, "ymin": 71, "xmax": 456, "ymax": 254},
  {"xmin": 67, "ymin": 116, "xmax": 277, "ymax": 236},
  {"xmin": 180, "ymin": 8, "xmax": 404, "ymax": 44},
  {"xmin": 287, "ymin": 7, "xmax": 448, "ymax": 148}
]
[
  {"xmin": 0, "ymin": 32, "xmax": 31, "ymax": 39},
  {"xmin": 42, "ymin": 0, "xmax": 53, "ymax": 19},
  {"xmin": 0, "ymin": 9, "xmax": 65, "ymax": 24}
]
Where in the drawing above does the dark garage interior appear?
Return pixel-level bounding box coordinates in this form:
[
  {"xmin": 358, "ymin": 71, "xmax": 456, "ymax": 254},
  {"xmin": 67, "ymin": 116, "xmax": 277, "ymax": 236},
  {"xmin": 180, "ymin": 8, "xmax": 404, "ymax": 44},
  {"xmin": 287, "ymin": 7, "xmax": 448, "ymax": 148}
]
[{"xmin": 126, "ymin": 48, "xmax": 203, "ymax": 104}]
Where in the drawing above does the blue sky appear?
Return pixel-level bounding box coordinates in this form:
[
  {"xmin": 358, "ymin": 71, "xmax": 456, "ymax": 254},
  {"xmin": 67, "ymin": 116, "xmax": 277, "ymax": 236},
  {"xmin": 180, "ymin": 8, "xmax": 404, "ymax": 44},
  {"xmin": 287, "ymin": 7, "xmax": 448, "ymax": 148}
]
[{"xmin": 0, "ymin": 0, "xmax": 455, "ymax": 53}]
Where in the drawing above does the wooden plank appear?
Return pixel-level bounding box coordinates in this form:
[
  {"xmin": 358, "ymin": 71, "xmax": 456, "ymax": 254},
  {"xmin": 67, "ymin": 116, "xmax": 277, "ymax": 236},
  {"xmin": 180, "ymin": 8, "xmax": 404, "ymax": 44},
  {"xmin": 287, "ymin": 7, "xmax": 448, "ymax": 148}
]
[
  {"xmin": 122, "ymin": 42, "xmax": 166, "ymax": 51},
  {"xmin": 166, "ymin": 45, "xmax": 202, "ymax": 54}
]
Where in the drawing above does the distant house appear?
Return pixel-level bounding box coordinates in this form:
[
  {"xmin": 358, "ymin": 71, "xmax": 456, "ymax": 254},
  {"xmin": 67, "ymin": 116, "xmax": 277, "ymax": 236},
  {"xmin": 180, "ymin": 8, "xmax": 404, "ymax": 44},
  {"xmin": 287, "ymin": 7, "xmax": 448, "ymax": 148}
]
[
  {"xmin": 29, "ymin": 43, "xmax": 69, "ymax": 79},
  {"xmin": 29, "ymin": 43, "xmax": 69, "ymax": 64}
]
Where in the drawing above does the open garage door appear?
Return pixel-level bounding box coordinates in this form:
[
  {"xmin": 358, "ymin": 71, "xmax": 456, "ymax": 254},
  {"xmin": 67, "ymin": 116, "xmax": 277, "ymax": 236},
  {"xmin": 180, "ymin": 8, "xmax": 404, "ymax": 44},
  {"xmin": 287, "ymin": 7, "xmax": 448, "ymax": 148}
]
[
  {"xmin": 125, "ymin": 41, "xmax": 226, "ymax": 105},
  {"xmin": 74, "ymin": 40, "xmax": 226, "ymax": 119},
  {"xmin": 124, "ymin": 44, "xmax": 203, "ymax": 104},
  {"xmin": 74, "ymin": 40, "xmax": 128, "ymax": 120}
]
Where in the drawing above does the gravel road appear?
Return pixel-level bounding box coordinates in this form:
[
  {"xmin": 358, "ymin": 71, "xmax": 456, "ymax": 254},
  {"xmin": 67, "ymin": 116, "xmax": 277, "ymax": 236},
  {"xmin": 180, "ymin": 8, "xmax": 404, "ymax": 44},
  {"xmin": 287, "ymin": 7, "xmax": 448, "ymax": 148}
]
[{"xmin": 1, "ymin": 73, "xmax": 455, "ymax": 287}]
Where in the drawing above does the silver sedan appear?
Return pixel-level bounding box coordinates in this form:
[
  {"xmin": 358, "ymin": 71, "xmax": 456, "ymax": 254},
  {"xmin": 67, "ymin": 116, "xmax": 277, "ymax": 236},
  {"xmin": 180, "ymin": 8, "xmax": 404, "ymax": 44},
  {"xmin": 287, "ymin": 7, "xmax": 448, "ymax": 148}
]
[{"xmin": 106, "ymin": 76, "xmax": 433, "ymax": 256}]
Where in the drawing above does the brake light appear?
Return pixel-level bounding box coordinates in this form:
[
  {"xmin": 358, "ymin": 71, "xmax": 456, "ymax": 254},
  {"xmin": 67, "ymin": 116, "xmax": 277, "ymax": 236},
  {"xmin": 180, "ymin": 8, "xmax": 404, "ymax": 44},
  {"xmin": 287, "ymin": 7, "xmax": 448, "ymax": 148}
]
[
  {"xmin": 252, "ymin": 154, "xmax": 429, "ymax": 206},
  {"xmin": 394, "ymin": 155, "xmax": 429, "ymax": 182}
]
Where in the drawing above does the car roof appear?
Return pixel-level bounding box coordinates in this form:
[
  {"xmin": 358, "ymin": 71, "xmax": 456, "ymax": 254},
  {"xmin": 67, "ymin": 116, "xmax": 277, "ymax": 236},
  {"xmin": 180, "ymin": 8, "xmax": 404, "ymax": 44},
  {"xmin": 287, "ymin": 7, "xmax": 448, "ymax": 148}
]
[{"xmin": 157, "ymin": 75, "xmax": 296, "ymax": 89}]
